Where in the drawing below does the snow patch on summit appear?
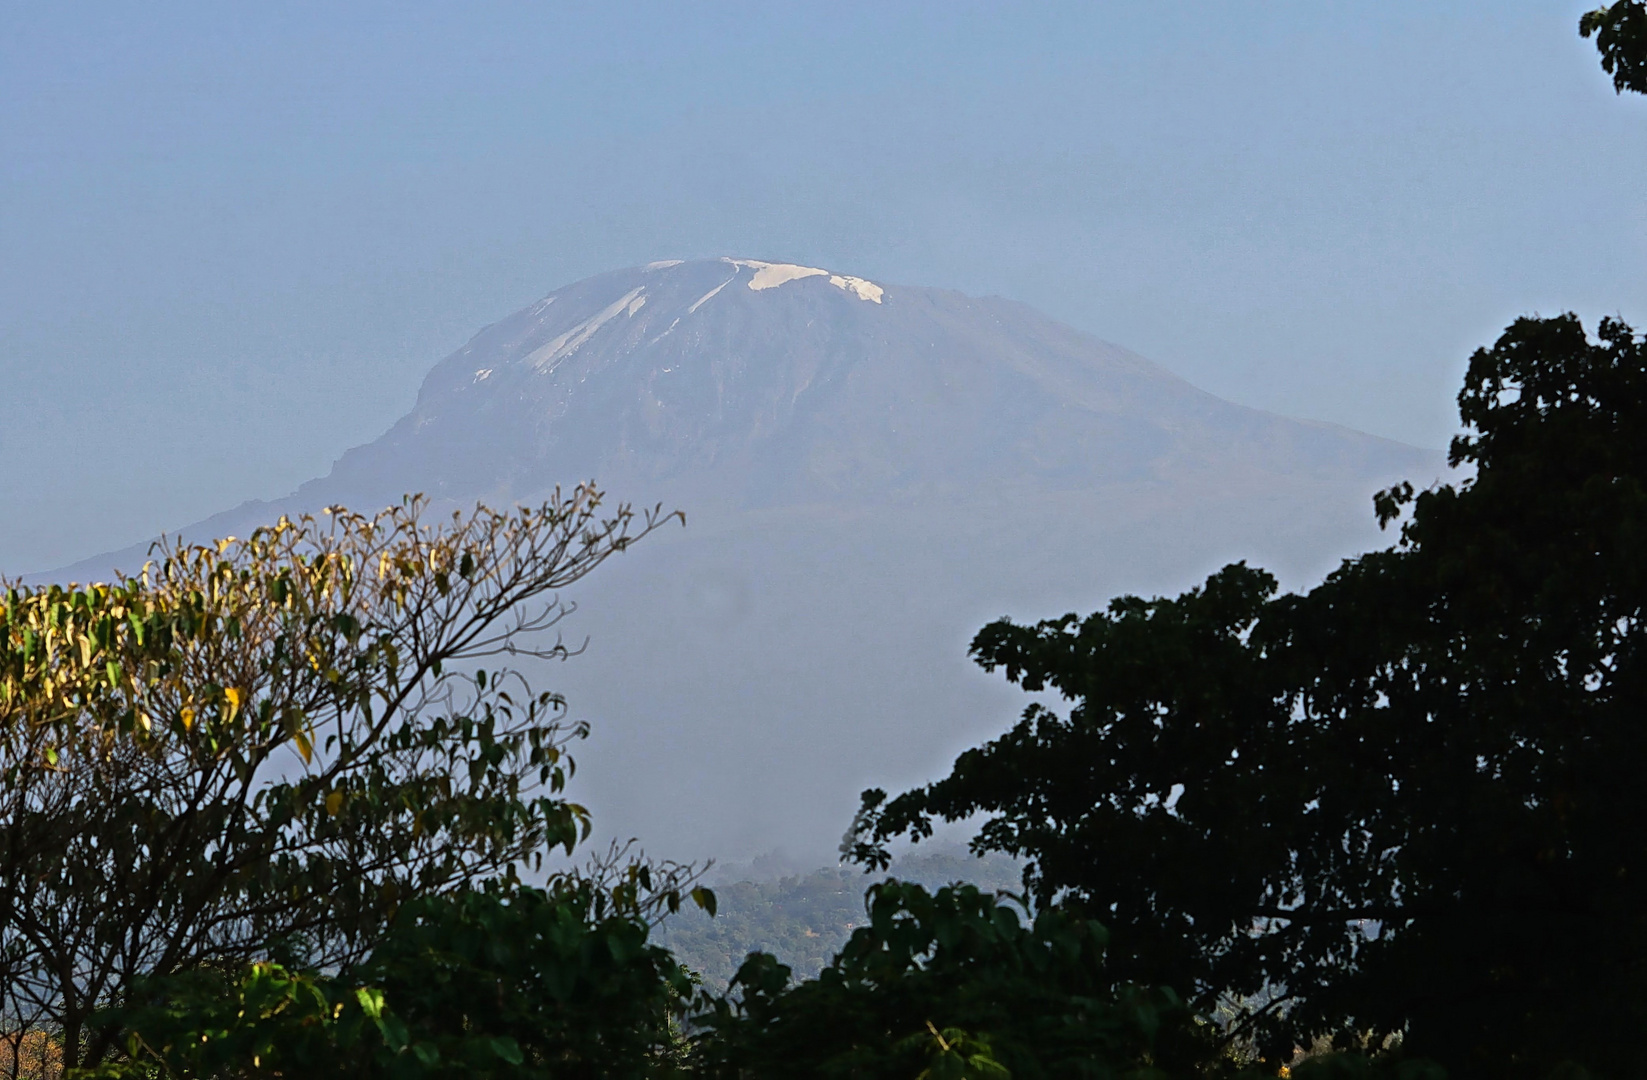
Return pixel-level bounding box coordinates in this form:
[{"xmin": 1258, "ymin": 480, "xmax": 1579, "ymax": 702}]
[
  {"xmin": 720, "ymin": 258, "xmax": 882, "ymax": 302},
  {"xmin": 728, "ymin": 259, "xmax": 828, "ymax": 291}
]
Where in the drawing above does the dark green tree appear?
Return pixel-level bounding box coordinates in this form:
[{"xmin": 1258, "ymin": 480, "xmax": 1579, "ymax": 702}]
[
  {"xmin": 1582, "ymin": 1, "xmax": 1647, "ymax": 95},
  {"xmin": 849, "ymin": 315, "xmax": 1647, "ymax": 1078},
  {"xmin": 692, "ymin": 879, "xmax": 1206, "ymax": 1080},
  {"xmin": 92, "ymin": 879, "xmax": 1225, "ymax": 1080},
  {"xmin": 82, "ymin": 879, "xmax": 703, "ymax": 1080},
  {"xmin": 349, "ymin": 878, "xmax": 703, "ymax": 1079}
]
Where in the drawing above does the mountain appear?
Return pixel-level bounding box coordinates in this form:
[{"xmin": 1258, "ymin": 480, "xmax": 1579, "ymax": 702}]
[{"xmin": 46, "ymin": 258, "xmax": 1444, "ymax": 861}]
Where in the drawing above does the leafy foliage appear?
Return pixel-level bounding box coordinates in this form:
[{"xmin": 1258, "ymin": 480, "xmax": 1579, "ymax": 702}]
[
  {"xmin": 0, "ymin": 488, "xmax": 680, "ymax": 1069},
  {"xmin": 1582, "ymin": 1, "xmax": 1647, "ymax": 94},
  {"xmin": 849, "ymin": 315, "xmax": 1647, "ymax": 1078},
  {"xmin": 79, "ymin": 882, "xmax": 696, "ymax": 1080},
  {"xmin": 347, "ymin": 881, "xmax": 698, "ymax": 1078},
  {"xmin": 74, "ymin": 962, "xmax": 373, "ymax": 1080},
  {"xmin": 2, "ymin": 1026, "xmax": 65, "ymax": 1080},
  {"xmin": 692, "ymin": 879, "xmax": 1207, "ymax": 1080},
  {"xmin": 83, "ymin": 879, "xmax": 1232, "ymax": 1080}
]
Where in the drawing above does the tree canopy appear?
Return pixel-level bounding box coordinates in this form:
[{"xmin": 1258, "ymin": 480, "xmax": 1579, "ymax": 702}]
[
  {"xmin": 850, "ymin": 314, "xmax": 1647, "ymax": 1078},
  {"xmin": 1582, "ymin": 1, "xmax": 1647, "ymax": 95},
  {"xmin": 692, "ymin": 880, "xmax": 1202, "ymax": 1080},
  {"xmin": 88, "ymin": 878, "xmax": 1220, "ymax": 1080},
  {"xmin": 87, "ymin": 882, "xmax": 700, "ymax": 1080},
  {"xmin": 0, "ymin": 489, "xmax": 685, "ymax": 1070}
]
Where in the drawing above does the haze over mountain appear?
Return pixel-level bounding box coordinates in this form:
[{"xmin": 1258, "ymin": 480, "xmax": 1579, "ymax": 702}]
[{"xmin": 48, "ymin": 258, "xmax": 1444, "ymax": 862}]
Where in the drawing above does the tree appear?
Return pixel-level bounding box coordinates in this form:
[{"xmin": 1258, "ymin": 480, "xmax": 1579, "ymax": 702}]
[
  {"xmin": 88, "ymin": 881, "xmax": 1226, "ymax": 1080},
  {"xmin": 87, "ymin": 880, "xmax": 702, "ymax": 1080},
  {"xmin": 849, "ymin": 316, "xmax": 1647, "ymax": 1078},
  {"xmin": 0, "ymin": 488, "xmax": 681, "ymax": 1071},
  {"xmin": 348, "ymin": 880, "xmax": 702, "ymax": 1079},
  {"xmin": 1582, "ymin": 1, "xmax": 1647, "ymax": 95},
  {"xmin": 691, "ymin": 879, "xmax": 1206, "ymax": 1080}
]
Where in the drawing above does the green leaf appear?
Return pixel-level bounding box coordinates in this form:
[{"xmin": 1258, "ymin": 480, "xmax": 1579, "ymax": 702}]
[
  {"xmin": 489, "ymin": 1036, "xmax": 524, "ymax": 1065},
  {"xmin": 354, "ymin": 986, "xmax": 385, "ymax": 1019}
]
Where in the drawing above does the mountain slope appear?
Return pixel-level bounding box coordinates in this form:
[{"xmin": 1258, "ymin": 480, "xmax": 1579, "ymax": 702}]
[{"xmin": 311, "ymin": 257, "xmax": 1421, "ymax": 508}]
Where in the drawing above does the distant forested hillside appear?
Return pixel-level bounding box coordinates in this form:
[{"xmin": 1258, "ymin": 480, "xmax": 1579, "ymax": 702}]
[{"xmin": 656, "ymin": 849, "xmax": 1022, "ymax": 990}]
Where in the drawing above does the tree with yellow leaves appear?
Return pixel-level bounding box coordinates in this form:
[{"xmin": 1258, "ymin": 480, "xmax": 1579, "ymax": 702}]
[{"xmin": 0, "ymin": 487, "xmax": 678, "ymax": 1072}]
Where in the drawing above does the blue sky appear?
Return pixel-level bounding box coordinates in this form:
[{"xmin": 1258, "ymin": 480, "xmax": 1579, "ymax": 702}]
[{"xmin": 3, "ymin": 2, "xmax": 1644, "ymax": 570}]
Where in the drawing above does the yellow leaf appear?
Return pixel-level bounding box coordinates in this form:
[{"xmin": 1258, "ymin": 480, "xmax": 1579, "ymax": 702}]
[
  {"xmin": 179, "ymin": 707, "xmax": 194, "ymax": 731},
  {"xmin": 294, "ymin": 728, "xmax": 313, "ymax": 764},
  {"xmin": 224, "ymin": 687, "xmax": 242, "ymax": 718},
  {"xmin": 325, "ymin": 790, "xmax": 343, "ymax": 816}
]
